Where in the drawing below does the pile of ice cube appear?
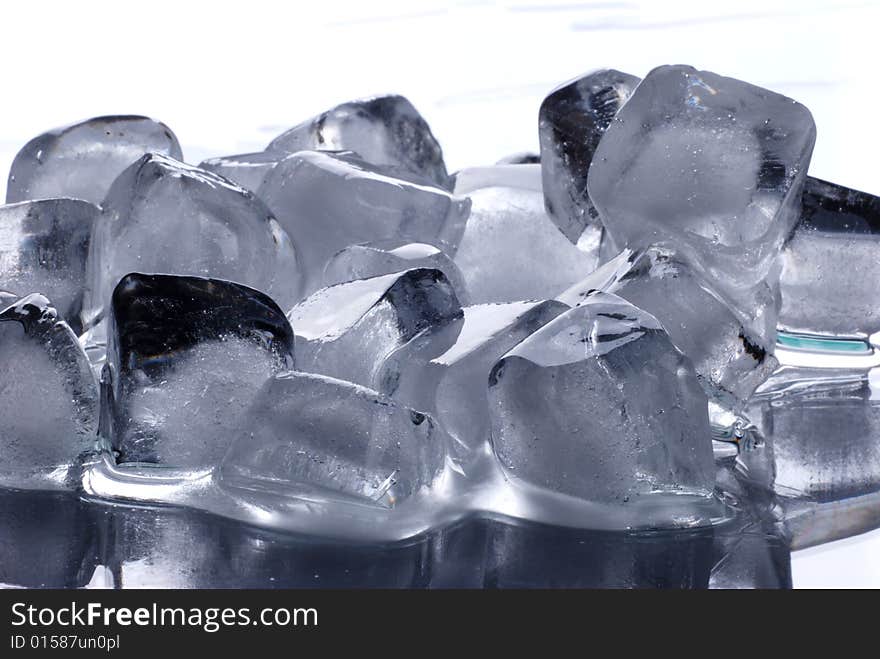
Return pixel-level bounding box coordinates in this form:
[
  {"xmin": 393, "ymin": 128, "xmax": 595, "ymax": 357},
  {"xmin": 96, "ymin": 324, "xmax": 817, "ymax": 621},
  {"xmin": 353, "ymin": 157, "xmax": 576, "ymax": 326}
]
[{"xmin": 2, "ymin": 64, "xmax": 877, "ymax": 542}]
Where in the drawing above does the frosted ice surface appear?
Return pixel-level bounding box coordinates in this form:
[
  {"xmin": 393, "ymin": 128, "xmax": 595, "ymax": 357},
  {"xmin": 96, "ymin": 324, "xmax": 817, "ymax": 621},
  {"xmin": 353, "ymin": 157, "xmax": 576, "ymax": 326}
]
[
  {"xmin": 452, "ymin": 165, "xmax": 601, "ymax": 304},
  {"xmin": 0, "ymin": 294, "xmax": 98, "ymax": 486},
  {"xmin": 288, "ymin": 268, "xmax": 462, "ymax": 389},
  {"xmin": 323, "ymin": 239, "xmax": 469, "ymax": 304},
  {"xmin": 740, "ymin": 366, "xmax": 880, "ymax": 501},
  {"xmin": 199, "ymin": 151, "xmax": 281, "ymax": 193},
  {"xmin": 539, "ymin": 69, "xmax": 640, "ymax": 243},
  {"xmin": 259, "ymin": 150, "xmax": 469, "ymax": 297},
  {"xmin": 780, "ymin": 177, "xmax": 880, "ymax": 340},
  {"xmin": 105, "ymin": 274, "xmax": 294, "ymax": 469},
  {"xmin": 219, "ymin": 371, "xmax": 446, "ymax": 508},
  {"xmin": 82, "ymin": 153, "xmax": 302, "ymax": 329},
  {"xmin": 266, "ymin": 95, "xmax": 450, "ymax": 189},
  {"xmin": 379, "ymin": 300, "xmax": 568, "ymax": 460},
  {"xmin": 588, "ymin": 65, "xmax": 816, "ymax": 303},
  {"xmin": 0, "ymin": 198, "xmax": 99, "ymax": 333},
  {"xmin": 488, "ymin": 292, "xmax": 714, "ymax": 503},
  {"xmin": 6, "ymin": 115, "xmax": 182, "ymax": 205},
  {"xmin": 558, "ymin": 247, "xmax": 778, "ymax": 407}
]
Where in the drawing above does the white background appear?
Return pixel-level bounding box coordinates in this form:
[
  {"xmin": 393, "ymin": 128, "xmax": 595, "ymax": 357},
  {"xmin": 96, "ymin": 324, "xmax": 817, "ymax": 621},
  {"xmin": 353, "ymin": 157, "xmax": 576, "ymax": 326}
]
[{"xmin": 1, "ymin": 0, "xmax": 878, "ymax": 587}]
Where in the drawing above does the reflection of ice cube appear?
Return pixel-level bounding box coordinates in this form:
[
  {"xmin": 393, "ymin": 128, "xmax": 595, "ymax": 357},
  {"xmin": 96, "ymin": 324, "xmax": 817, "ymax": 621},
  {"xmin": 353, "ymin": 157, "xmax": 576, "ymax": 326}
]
[
  {"xmin": 379, "ymin": 300, "xmax": 568, "ymax": 461},
  {"xmin": 82, "ymin": 153, "xmax": 302, "ymax": 329},
  {"xmin": 0, "ymin": 294, "xmax": 98, "ymax": 489},
  {"xmin": 559, "ymin": 247, "xmax": 778, "ymax": 408},
  {"xmin": 780, "ymin": 177, "xmax": 880, "ymax": 341},
  {"xmin": 489, "ymin": 292, "xmax": 714, "ymax": 504},
  {"xmin": 589, "ymin": 65, "xmax": 816, "ymax": 305},
  {"xmin": 259, "ymin": 150, "xmax": 469, "ymax": 297},
  {"xmin": 323, "ymin": 239, "xmax": 469, "ymax": 305},
  {"xmin": 105, "ymin": 274, "xmax": 294, "ymax": 470},
  {"xmin": 538, "ymin": 69, "xmax": 640, "ymax": 243},
  {"xmin": 266, "ymin": 95, "xmax": 450, "ymax": 189},
  {"xmin": 7, "ymin": 115, "xmax": 182, "ymax": 205},
  {"xmin": 0, "ymin": 198, "xmax": 99, "ymax": 333},
  {"xmin": 452, "ymin": 165, "xmax": 601, "ymax": 304},
  {"xmin": 219, "ymin": 371, "xmax": 446, "ymax": 509},
  {"xmin": 289, "ymin": 268, "xmax": 462, "ymax": 389}
]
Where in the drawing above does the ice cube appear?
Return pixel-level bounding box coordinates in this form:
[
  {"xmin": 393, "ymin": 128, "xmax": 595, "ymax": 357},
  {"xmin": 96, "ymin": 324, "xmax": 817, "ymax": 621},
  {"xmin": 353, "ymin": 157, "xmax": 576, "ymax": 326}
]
[
  {"xmin": 488, "ymin": 292, "xmax": 714, "ymax": 503},
  {"xmin": 104, "ymin": 273, "xmax": 295, "ymax": 469},
  {"xmin": 199, "ymin": 151, "xmax": 281, "ymax": 193},
  {"xmin": 379, "ymin": 300, "xmax": 568, "ymax": 460},
  {"xmin": 288, "ymin": 268, "xmax": 462, "ymax": 389},
  {"xmin": 539, "ymin": 69, "xmax": 640, "ymax": 243},
  {"xmin": 558, "ymin": 247, "xmax": 778, "ymax": 408},
  {"xmin": 709, "ymin": 525, "xmax": 791, "ymax": 589},
  {"xmin": 451, "ymin": 165, "xmax": 601, "ymax": 304},
  {"xmin": 266, "ymin": 95, "xmax": 450, "ymax": 188},
  {"xmin": 0, "ymin": 293, "xmax": 98, "ymax": 488},
  {"xmin": 6, "ymin": 115, "xmax": 182, "ymax": 205},
  {"xmin": 219, "ymin": 371, "xmax": 446, "ymax": 508},
  {"xmin": 259, "ymin": 150, "xmax": 469, "ymax": 297},
  {"xmin": 322, "ymin": 239, "xmax": 469, "ymax": 304},
  {"xmin": 588, "ymin": 65, "xmax": 816, "ymax": 303},
  {"xmin": 780, "ymin": 177, "xmax": 880, "ymax": 341},
  {"xmin": 0, "ymin": 198, "xmax": 99, "ymax": 333},
  {"xmin": 82, "ymin": 153, "xmax": 302, "ymax": 330}
]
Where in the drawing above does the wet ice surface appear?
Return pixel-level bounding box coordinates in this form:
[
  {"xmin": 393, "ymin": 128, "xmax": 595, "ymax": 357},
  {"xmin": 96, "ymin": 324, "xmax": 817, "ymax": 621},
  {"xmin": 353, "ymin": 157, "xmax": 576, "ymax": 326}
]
[
  {"xmin": 0, "ymin": 198, "xmax": 99, "ymax": 333},
  {"xmin": 258, "ymin": 150, "xmax": 469, "ymax": 297},
  {"xmin": 199, "ymin": 151, "xmax": 281, "ymax": 193},
  {"xmin": 0, "ymin": 294, "xmax": 98, "ymax": 490},
  {"xmin": 6, "ymin": 116, "xmax": 181, "ymax": 206},
  {"xmin": 105, "ymin": 274, "xmax": 294, "ymax": 469}
]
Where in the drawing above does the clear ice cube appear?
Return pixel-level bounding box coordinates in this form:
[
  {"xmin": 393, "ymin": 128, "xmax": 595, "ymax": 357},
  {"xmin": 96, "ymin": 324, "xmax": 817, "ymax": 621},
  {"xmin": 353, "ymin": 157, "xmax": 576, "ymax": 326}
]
[
  {"xmin": 219, "ymin": 371, "xmax": 446, "ymax": 508},
  {"xmin": 558, "ymin": 247, "xmax": 778, "ymax": 408},
  {"xmin": 322, "ymin": 239, "xmax": 469, "ymax": 304},
  {"xmin": 199, "ymin": 151, "xmax": 282, "ymax": 193},
  {"xmin": 588, "ymin": 65, "xmax": 816, "ymax": 303},
  {"xmin": 0, "ymin": 294, "xmax": 98, "ymax": 488},
  {"xmin": 266, "ymin": 95, "xmax": 450, "ymax": 189},
  {"xmin": 104, "ymin": 274, "xmax": 295, "ymax": 469},
  {"xmin": 780, "ymin": 176, "xmax": 880, "ymax": 341},
  {"xmin": 0, "ymin": 198, "xmax": 99, "ymax": 333},
  {"xmin": 258, "ymin": 150, "xmax": 469, "ymax": 297},
  {"xmin": 7, "ymin": 115, "xmax": 182, "ymax": 205},
  {"xmin": 82, "ymin": 153, "xmax": 302, "ymax": 330},
  {"xmin": 451, "ymin": 165, "xmax": 601, "ymax": 304},
  {"xmin": 379, "ymin": 300, "xmax": 568, "ymax": 460},
  {"xmin": 539, "ymin": 69, "xmax": 640, "ymax": 243},
  {"xmin": 288, "ymin": 268, "xmax": 462, "ymax": 389},
  {"xmin": 488, "ymin": 291, "xmax": 714, "ymax": 503}
]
